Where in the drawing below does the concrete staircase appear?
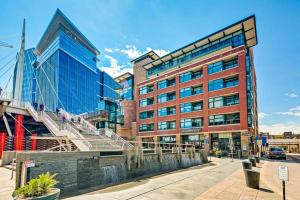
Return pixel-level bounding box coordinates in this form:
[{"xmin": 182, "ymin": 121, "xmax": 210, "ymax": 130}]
[{"xmin": 25, "ymin": 103, "xmax": 133, "ymax": 151}]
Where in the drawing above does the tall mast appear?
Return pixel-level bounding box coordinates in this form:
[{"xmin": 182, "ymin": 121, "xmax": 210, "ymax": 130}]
[{"xmin": 12, "ymin": 19, "xmax": 26, "ymax": 105}]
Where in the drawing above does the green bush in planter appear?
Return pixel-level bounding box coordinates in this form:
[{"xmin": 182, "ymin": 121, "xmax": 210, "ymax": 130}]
[
  {"xmin": 13, "ymin": 172, "xmax": 58, "ymax": 199},
  {"xmin": 215, "ymin": 150, "xmax": 222, "ymax": 158}
]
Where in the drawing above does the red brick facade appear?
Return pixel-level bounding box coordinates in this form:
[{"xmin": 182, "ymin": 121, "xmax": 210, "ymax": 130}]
[{"xmin": 136, "ymin": 45, "xmax": 258, "ymax": 156}]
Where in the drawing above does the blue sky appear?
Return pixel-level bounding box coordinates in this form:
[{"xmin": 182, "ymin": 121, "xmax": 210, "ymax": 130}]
[{"xmin": 0, "ymin": 0, "xmax": 300, "ymax": 134}]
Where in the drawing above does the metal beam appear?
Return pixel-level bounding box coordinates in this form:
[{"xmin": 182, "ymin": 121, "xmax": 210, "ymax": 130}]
[{"xmin": 3, "ymin": 113, "xmax": 12, "ymax": 136}]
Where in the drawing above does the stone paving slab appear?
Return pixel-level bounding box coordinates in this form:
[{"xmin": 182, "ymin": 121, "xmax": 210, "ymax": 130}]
[{"xmin": 195, "ymin": 162, "xmax": 282, "ymax": 200}]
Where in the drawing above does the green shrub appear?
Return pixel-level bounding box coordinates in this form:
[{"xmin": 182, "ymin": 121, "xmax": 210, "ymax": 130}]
[
  {"xmin": 13, "ymin": 172, "xmax": 58, "ymax": 198},
  {"xmin": 215, "ymin": 150, "xmax": 222, "ymax": 158}
]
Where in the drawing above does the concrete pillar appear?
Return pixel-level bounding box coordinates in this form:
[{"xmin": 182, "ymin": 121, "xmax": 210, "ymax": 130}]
[
  {"xmin": 176, "ymin": 134, "xmax": 181, "ymax": 145},
  {"xmin": 241, "ymin": 133, "xmax": 250, "ymax": 158},
  {"xmin": 14, "ymin": 115, "xmax": 24, "ymax": 151},
  {"xmin": 0, "ymin": 132, "xmax": 6, "ymax": 158},
  {"xmin": 203, "ymin": 132, "xmax": 210, "ymax": 152}
]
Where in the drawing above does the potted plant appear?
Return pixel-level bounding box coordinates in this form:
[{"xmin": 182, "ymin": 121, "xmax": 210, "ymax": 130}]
[
  {"xmin": 13, "ymin": 172, "xmax": 60, "ymax": 200},
  {"xmin": 215, "ymin": 150, "xmax": 222, "ymax": 158}
]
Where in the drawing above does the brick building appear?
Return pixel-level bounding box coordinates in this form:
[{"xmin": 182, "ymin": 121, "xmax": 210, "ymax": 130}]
[{"xmin": 135, "ymin": 15, "xmax": 258, "ymax": 157}]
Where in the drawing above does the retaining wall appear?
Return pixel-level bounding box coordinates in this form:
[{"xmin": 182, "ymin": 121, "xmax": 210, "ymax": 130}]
[{"xmin": 15, "ymin": 150, "xmax": 207, "ymax": 194}]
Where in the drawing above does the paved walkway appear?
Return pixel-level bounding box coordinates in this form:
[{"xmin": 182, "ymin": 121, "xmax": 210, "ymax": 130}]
[
  {"xmin": 0, "ymin": 167, "xmax": 14, "ymax": 200},
  {"xmin": 63, "ymin": 158, "xmax": 242, "ymax": 200}
]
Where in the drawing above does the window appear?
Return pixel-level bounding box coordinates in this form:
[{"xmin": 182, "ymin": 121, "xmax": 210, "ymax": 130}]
[
  {"xmin": 180, "ymin": 101, "xmax": 203, "ymax": 113},
  {"xmin": 139, "ymin": 98, "xmax": 154, "ymax": 107},
  {"xmin": 181, "ymin": 118, "xmax": 203, "ymax": 128},
  {"xmin": 209, "ymin": 97, "xmax": 223, "ymax": 108},
  {"xmin": 147, "ymin": 31, "xmax": 245, "ymax": 78},
  {"xmin": 158, "ymin": 121, "xmax": 176, "ymax": 130},
  {"xmin": 208, "ymin": 79, "xmax": 223, "ymax": 91},
  {"xmin": 180, "ymin": 87, "xmax": 191, "ymax": 98},
  {"xmin": 139, "ymin": 85, "xmax": 154, "ymax": 95},
  {"xmin": 224, "ymin": 94, "xmax": 239, "ymax": 106},
  {"xmin": 208, "ymin": 58, "xmax": 238, "ymax": 74},
  {"xmin": 158, "ymin": 78, "xmax": 175, "ymax": 90},
  {"xmin": 180, "ymin": 70, "xmax": 202, "ymax": 83},
  {"xmin": 192, "ymin": 85, "xmax": 203, "ymax": 95},
  {"xmin": 139, "ymin": 123, "xmax": 154, "ymax": 132},
  {"xmin": 224, "ymin": 76, "xmax": 239, "ymax": 88},
  {"xmin": 139, "ymin": 111, "xmax": 154, "ymax": 119},
  {"xmin": 158, "ymin": 92, "xmax": 176, "ymax": 103},
  {"xmin": 209, "ymin": 113, "xmax": 240, "ymax": 126},
  {"xmin": 208, "ymin": 62, "xmax": 223, "ymax": 74},
  {"xmin": 208, "ymin": 76, "xmax": 239, "ymax": 91},
  {"xmin": 158, "ymin": 106, "xmax": 176, "ymax": 116}
]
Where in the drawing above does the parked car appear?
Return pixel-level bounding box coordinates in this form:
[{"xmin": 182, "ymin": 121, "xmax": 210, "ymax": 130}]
[{"xmin": 268, "ymin": 147, "xmax": 287, "ymax": 160}]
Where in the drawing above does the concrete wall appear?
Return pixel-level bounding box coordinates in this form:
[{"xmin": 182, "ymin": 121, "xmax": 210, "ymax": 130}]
[
  {"xmin": 15, "ymin": 150, "xmax": 207, "ymax": 194},
  {"xmin": 0, "ymin": 151, "xmax": 16, "ymax": 166}
]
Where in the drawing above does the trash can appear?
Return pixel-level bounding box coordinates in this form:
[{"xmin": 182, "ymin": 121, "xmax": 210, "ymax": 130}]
[
  {"xmin": 254, "ymin": 156, "xmax": 260, "ymax": 163},
  {"xmin": 249, "ymin": 157, "xmax": 256, "ymax": 167},
  {"xmin": 244, "ymin": 169, "xmax": 260, "ymax": 189},
  {"xmin": 242, "ymin": 161, "xmax": 252, "ymax": 169}
]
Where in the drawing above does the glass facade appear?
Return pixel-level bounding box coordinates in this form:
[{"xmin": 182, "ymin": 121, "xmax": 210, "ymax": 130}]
[
  {"xmin": 147, "ymin": 30, "xmax": 244, "ymax": 78},
  {"xmin": 158, "ymin": 106, "xmax": 176, "ymax": 116},
  {"xmin": 21, "ymin": 48, "xmax": 36, "ymax": 103},
  {"xmin": 180, "ymin": 70, "xmax": 203, "ymax": 83},
  {"xmin": 157, "ymin": 78, "xmax": 175, "ymax": 90},
  {"xmin": 209, "ymin": 94, "xmax": 239, "ymax": 108},
  {"xmin": 208, "ymin": 58, "xmax": 238, "ymax": 74},
  {"xmin": 180, "ymin": 85, "xmax": 203, "ymax": 98},
  {"xmin": 139, "ymin": 98, "xmax": 154, "ymax": 107},
  {"xmin": 181, "ymin": 118, "xmax": 203, "ymax": 128},
  {"xmin": 208, "ymin": 76, "xmax": 239, "ymax": 91},
  {"xmin": 209, "ymin": 113, "xmax": 240, "ymax": 126},
  {"xmin": 158, "ymin": 121, "xmax": 176, "ymax": 130},
  {"xmin": 139, "ymin": 123, "xmax": 154, "ymax": 132},
  {"xmin": 139, "ymin": 110, "xmax": 154, "ymax": 119},
  {"xmin": 180, "ymin": 101, "xmax": 203, "ymax": 113},
  {"xmin": 157, "ymin": 92, "xmax": 176, "ymax": 103},
  {"xmin": 139, "ymin": 85, "xmax": 154, "ymax": 95},
  {"xmin": 119, "ymin": 76, "xmax": 134, "ymax": 100}
]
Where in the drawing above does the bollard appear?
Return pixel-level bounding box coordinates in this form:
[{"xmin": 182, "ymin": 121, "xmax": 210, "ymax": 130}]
[
  {"xmin": 249, "ymin": 157, "xmax": 256, "ymax": 167},
  {"xmin": 244, "ymin": 169, "xmax": 260, "ymax": 189},
  {"xmin": 242, "ymin": 161, "xmax": 252, "ymax": 169},
  {"xmin": 254, "ymin": 156, "xmax": 260, "ymax": 163}
]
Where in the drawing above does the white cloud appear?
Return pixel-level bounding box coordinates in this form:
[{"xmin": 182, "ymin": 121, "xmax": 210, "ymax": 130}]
[
  {"xmin": 104, "ymin": 45, "xmax": 169, "ymax": 59},
  {"xmin": 277, "ymin": 106, "xmax": 300, "ymax": 117},
  {"xmin": 258, "ymin": 112, "xmax": 269, "ymax": 119},
  {"xmin": 100, "ymin": 55, "xmax": 133, "ymax": 77},
  {"xmin": 260, "ymin": 123, "xmax": 300, "ymax": 135},
  {"xmin": 145, "ymin": 47, "xmax": 170, "ymax": 57},
  {"xmin": 104, "ymin": 48, "xmax": 114, "ymax": 53},
  {"xmin": 285, "ymin": 92, "xmax": 299, "ymax": 98},
  {"xmin": 119, "ymin": 45, "xmax": 142, "ymax": 59}
]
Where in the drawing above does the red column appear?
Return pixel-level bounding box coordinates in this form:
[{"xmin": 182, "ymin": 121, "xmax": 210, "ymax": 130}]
[
  {"xmin": 0, "ymin": 132, "xmax": 6, "ymax": 158},
  {"xmin": 31, "ymin": 133, "xmax": 37, "ymax": 150},
  {"xmin": 14, "ymin": 115, "xmax": 25, "ymax": 151}
]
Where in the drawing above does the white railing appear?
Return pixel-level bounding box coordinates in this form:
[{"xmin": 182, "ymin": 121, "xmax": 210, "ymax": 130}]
[
  {"xmin": 25, "ymin": 102, "xmax": 40, "ymax": 122},
  {"xmin": 65, "ymin": 123, "xmax": 92, "ymax": 150},
  {"xmin": 99, "ymin": 128, "xmax": 134, "ymax": 150}
]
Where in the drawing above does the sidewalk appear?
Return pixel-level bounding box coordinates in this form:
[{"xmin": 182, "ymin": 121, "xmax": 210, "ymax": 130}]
[
  {"xmin": 0, "ymin": 167, "xmax": 14, "ymax": 200},
  {"xmin": 195, "ymin": 161, "xmax": 282, "ymax": 200}
]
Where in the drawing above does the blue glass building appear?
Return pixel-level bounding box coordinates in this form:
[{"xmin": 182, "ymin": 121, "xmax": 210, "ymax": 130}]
[{"xmin": 18, "ymin": 9, "xmax": 119, "ymax": 115}]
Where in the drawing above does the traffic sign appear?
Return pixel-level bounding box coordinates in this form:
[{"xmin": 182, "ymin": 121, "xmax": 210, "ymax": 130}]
[{"xmin": 278, "ymin": 165, "xmax": 289, "ymax": 181}]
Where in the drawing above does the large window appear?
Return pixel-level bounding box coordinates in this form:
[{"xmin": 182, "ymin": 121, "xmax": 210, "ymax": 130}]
[
  {"xmin": 157, "ymin": 78, "xmax": 176, "ymax": 90},
  {"xmin": 209, "ymin": 113, "xmax": 240, "ymax": 126},
  {"xmin": 208, "ymin": 76, "xmax": 239, "ymax": 91},
  {"xmin": 139, "ymin": 123, "xmax": 154, "ymax": 132},
  {"xmin": 139, "ymin": 98, "xmax": 154, "ymax": 107},
  {"xmin": 139, "ymin": 85, "xmax": 154, "ymax": 95},
  {"xmin": 209, "ymin": 94, "xmax": 239, "ymax": 108},
  {"xmin": 180, "ymin": 70, "xmax": 203, "ymax": 83},
  {"xmin": 180, "ymin": 85, "xmax": 203, "ymax": 98},
  {"xmin": 180, "ymin": 101, "xmax": 203, "ymax": 113},
  {"xmin": 158, "ymin": 121, "xmax": 176, "ymax": 130},
  {"xmin": 208, "ymin": 58, "xmax": 238, "ymax": 74},
  {"xmin": 158, "ymin": 106, "xmax": 176, "ymax": 116},
  {"xmin": 139, "ymin": 110, "xmax": 154, "ymax": 119},
  {"xmin": 181, "ymin": 118, "xmax": 203, "ymax": 128},
  {"xmin": 147, "ymin": 30, "xmax": 245, "ymax": 77},
  {"xmin": 158, "ymin": 92, "xmax": 176, "ymax": 103}
]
